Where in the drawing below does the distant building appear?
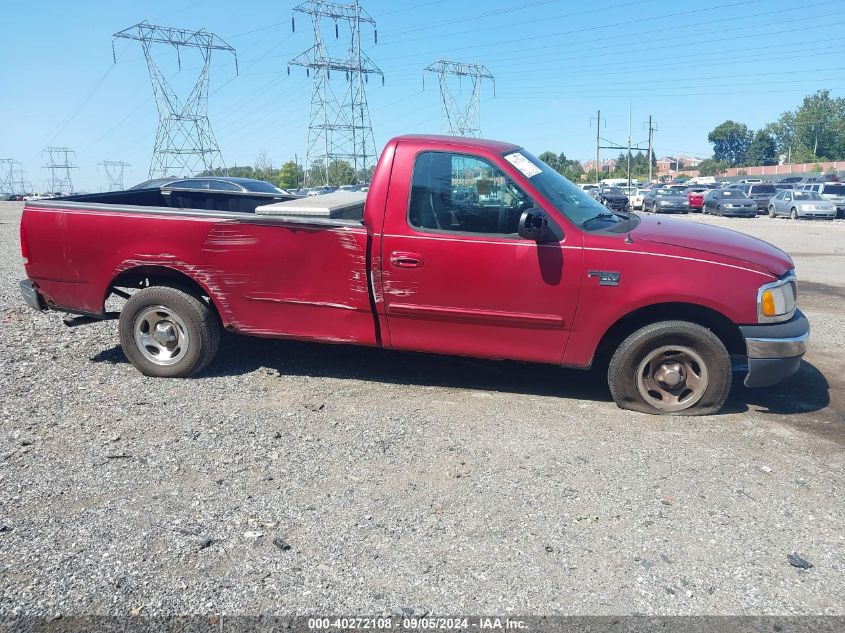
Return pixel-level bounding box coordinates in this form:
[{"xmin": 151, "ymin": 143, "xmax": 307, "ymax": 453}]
[
  {"xmin": 581, "ymin": 159, "xmax": 618, "ymax": 174},
  {"xmin": 657, "ymin": 155, "xmax": 706, "ymax": 178}
]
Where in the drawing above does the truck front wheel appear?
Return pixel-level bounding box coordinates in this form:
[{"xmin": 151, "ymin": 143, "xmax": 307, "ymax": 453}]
[
  {"xmin": 608, "ymin": 321, "xmax": 731, "ymax": 415},
  {"xmin": 118, "ymin": 286, "xmax": 220, "ymax": 378}
]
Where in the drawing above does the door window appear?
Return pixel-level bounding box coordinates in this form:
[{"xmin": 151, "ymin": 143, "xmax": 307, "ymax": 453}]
[{"xmin": 408, "ymin": 152, "xmax": 534, "ymax": 236}]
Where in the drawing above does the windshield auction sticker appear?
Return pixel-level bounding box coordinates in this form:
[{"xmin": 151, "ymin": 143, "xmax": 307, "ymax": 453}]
[{"xmin": 504, "ymin": 152, "xmax": 542, "ymax": 178}]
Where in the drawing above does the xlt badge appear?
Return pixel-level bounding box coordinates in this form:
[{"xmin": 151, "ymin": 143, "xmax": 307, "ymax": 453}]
[{"xmin": 588, "ymin": 270, "xmax": 621, "ymax": 287}]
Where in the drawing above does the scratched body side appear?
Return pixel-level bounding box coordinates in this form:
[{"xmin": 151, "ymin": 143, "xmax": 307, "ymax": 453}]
[{"xmin": 21, "ymin": 207, "xmax": 379, "ymax": 346}]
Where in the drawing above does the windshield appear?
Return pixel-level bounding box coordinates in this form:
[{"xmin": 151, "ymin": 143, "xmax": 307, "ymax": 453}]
[
  {"xmin": 822, "ymin": 184, "xmax": 845, "ymax": 195},
  {"xmin": 750, "ymin": 184, "xmax": 775, "ymax": 193},
  {"xmin": 240, "ymin": 180, "xmax": 284, "ymax": 193},
  {"xmin": 602, "ymin": 187, "xmax": 624, "ymax": 195},
  {"xmin": 656, "ymin": 189, "xmax": 684, "ymax": 197},
  {"xmin": 503, "ymin": 150, "xmax": 613, "ymax": 226},
  {"xmin": 794, "ymin": 191, "xmax": 822, "ymax": 200},
  {"xmin": 721, "ymin": 190, "xmax": 749, "ymax": 199}
]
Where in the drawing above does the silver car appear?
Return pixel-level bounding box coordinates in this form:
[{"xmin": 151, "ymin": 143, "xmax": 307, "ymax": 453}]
[
  {"xmin": 768, "ymin": 190, "xmax": 836, "ymax": 220},
  {"xmin": 701, "ymin": 189, "xmax": 757, "ymax": 217},
  {"xmin": 641, "ymin": 187, "xmax": 691, "ymax": 213}
]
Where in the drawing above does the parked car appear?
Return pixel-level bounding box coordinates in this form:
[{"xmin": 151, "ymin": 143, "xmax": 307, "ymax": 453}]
[
  {"xmin": 684, "ymin": 186, "xmax": 708, "ymax": 212},
  {"xmin": 811, "ymin": 182, "xmax": 845, "ymax": 217},
  {"xmin": 738, "ymin": 178, "xmax": 763, "ymax": 184},
  {"xmin": 596, "ymin": 186, "xmax": 630, "ymax": 212},
  {"xmin": 642, "ymin": 187, "xmax": 691, "ymax": 213},
  {"xmin": 702, "ymin": 189, "xmax": 757, "ymax": 217},
  {"xmin": 778, "ymin": 176, "xmax": 803, "ymax": 183},
  {"xmin": 773, "ymin": 182, "xmax": 795, "ymax": 190},
  {"xmin": 768, "ymin": 189, "xmax": 836, "ymax": 220},
  {"xmin": 129, "ymin": 176, "xmax": 293, "ymax": 196},
  {"xmin": 629, "ymin": 188, "xmax": 650, "ymax": 210},
  {"xmin": 18, "ymin": 134, "xmax": 808, "ymax": 416},
  {"xmin": 733, "ymin": 183, "xmax": 777, "ymax": 213}
]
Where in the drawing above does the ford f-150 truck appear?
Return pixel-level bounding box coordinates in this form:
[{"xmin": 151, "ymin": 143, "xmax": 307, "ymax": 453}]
[{"xmin": 19, "ymin": 135, "xmax": 809, "ymax": 415}]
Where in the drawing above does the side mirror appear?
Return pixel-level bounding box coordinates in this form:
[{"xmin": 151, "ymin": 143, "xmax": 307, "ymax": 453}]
[{"xmin": 518, "ymin": 207, "xmax": 549, "ymax": 241}]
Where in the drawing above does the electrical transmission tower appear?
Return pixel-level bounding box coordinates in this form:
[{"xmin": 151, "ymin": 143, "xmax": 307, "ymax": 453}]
[
  {"xmin": 112, "ymin": 21, "xmax": 237, "ymax": 179},
  {"xmin": 100, "ymin": 161, "xmax": 131, "ymax": 190},
  {"xmin": 424, "ymin": 60, "xmax": 495, "ymax": 138},
  {"xmin": 0, "ymin": 159, "xmax": 28, "ymax": 195},
  {"xmin": 42, "ymin": 147, "xmax": 78, "ymax": 193},
  {"xmin": 289, "ymin": 0, "xmax": 383, "ymax": 187}
]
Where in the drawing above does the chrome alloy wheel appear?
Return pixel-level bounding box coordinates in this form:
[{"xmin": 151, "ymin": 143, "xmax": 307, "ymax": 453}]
[
  {"xmin": 133, "ymin": 305, "xmax": 190, "ymax": 366},
  {"xmin": 635, "ymin": 345, "xmax": 710, "ymax": 412}
]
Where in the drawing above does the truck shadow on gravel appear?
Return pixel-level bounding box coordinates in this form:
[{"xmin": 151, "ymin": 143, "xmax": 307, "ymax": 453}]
[
  {"xmin": 91, "ymin": 335, "xmax": 832, "ymax": 420},
  {"xmin": 93, "ymin": 335, "xmax": 613, "ymax": 401}
]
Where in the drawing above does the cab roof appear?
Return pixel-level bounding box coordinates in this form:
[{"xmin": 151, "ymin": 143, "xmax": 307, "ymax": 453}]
[{"xmin": 390, "ymin": 134, "xmax": 521, "ymax": 154}]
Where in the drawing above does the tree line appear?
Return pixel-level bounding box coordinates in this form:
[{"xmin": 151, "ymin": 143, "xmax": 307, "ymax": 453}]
[
  {"xmin": 199, "ymin": 151, "xmax": 374, "ymax": 189},
  {"xmin": 700, "ymin": 90, "xmax": 845, "ymax": 175}
]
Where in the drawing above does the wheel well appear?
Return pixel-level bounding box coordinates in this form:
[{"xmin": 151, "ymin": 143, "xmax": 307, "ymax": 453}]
[
  {"xmin": 592, "ymin": 302, "xmax": 744, "ymax": 370},
  {"xmin": 108, "ymin": 266, "xmax": 222, "ymax": 320}
]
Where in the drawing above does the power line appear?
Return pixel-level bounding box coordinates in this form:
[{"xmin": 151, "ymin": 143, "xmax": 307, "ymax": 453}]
[
  {"xmin": 289, "ymin": 0, "xmax": 383, "ymax": 186},
  {"xmin": 42, "ymin": 147, "xmax": 78, "ymax": 193},
  {"xmin": 112, "ymin": 21, "xmax": 238, "ymax": 178},
  {"xmin": 99, "ymin": 160, "xmax": 131, "ymax": 190},
  {"xmin": 423, "ymin": 60, "xmax": 494, "ymax": 137}
]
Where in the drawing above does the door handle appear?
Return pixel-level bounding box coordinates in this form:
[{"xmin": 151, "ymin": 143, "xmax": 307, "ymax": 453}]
[{"xmin": 390, "ymin": 251, "xmax": 424, "ymax": 268}]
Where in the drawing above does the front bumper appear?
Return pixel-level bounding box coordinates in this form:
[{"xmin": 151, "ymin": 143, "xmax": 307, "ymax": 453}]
[
  {"xmin": 721, "ymin": 206, "xmax": 756, "ymax": 217},
  {"xmin": 20, "ymin": 280, "xmax": 44, "ymax": 312},
  {"xmin": 739, "ymin": 310, "xmax": 809, "ymax": 388},
  {"xmin": 654, "ymin": 205, "xmax": 689, "ymax": 213},
  {"xmin": 797, "ymin": 209, "xmax": 836, "ymax": 219}
]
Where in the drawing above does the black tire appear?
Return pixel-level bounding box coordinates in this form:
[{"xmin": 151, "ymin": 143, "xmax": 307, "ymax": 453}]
[
  {"xmin": 607, "ymin": 320, "xmax": 731, "ymax": 416},
  {"xmin": 790, "ymin": 207, "xmax": 798, "ymax": 220},
  {"xmin": 716, "ymin": 205, "xmax": 723, "ymax": 216},
  {"xmin": 768, "ymin": 205, "xmax": 776, "ymax": 218},
  {"xmin": 118, "ymin": 286, "xmax": 220, "ymax": 377}
]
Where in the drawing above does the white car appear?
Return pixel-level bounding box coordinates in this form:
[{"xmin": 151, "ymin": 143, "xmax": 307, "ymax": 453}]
[{"xmin": 629, "ymin": 188, "xmax": 650, "ymax": 210}]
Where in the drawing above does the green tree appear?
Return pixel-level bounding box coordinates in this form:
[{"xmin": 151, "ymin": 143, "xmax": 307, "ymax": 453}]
[
  {"xmin": 708, "ymin": 120, "xmax": 752, "ymax": 166},
  {"xmin": 278, "ymin": 161, "xmax": 304, "ymax": 189},
  {"xmin": 746, "ymin": 130, "xmax": 777, "ymax": 166},
  {"xmin": 538, "ymin": 151, "xmax": 583, "ymax": 181},
  {"xmin": 767, "ymin": 90, "xmax": 845, "ymax": 161},
  {"xmin": 307, "ymin": 160, "xmax": 356, "ymax": 187},
  {"xmin": 697, "ymin": 159, "xmax": 729, "ymax": 177}
]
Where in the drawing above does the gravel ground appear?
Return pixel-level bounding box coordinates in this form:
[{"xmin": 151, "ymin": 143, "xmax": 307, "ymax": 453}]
[{"xmin": 0, "ymin": 202, "xmax": 843, "ymax": 617}]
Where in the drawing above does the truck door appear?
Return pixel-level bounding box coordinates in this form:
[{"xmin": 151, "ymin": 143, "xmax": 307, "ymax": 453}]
[{"xmin": 379, "ymin": 147, "xmax": 581, "ymax": 364}]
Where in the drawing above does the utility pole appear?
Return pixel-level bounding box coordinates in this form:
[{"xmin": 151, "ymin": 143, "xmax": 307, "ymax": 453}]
[
  {"xmin": 290, "ymin": 0, "xmax": 383, "ymax": 187},
  {"xmin": 645, "ymin": 115, "xmax": 657, "ymax": 183},
  {"xmin": 591, "ymin": 109, "xmax": 604, "ymax": 185},
  {"xmin": 627, "ymin": 100, "xmax": 632, "ymax": 189},
  {"xmin": 112, "ymin": 21, "xmax": 238, "ymax": 178},
  {"xmin": 423, "ymin": 60, "xmax": 495, "ymax": 138}
]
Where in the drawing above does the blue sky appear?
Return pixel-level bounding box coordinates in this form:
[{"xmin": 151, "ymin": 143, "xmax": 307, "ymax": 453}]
[{"xmin": 1, "ymin": 0, "xmax": 842, "ymax": 190}]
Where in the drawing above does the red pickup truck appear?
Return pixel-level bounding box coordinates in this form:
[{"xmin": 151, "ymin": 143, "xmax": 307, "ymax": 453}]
[{"xmin": 19, "ymin": 135, "xmax": 808, "ymax": 415}]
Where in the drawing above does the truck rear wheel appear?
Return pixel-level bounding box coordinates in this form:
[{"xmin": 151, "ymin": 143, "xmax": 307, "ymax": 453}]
[
  {"xmin": 118, "ymin": 286, "xmax": 220, "ymax": 378},
  {"xmin": 607, "ymin": 321, "xmax": 731, "ymax": 415}
]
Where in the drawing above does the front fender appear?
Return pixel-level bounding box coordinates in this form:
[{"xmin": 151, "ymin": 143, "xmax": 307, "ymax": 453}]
[{"xmin": 562, "ymin": 244, "xmax": 773, "ymax": 367}]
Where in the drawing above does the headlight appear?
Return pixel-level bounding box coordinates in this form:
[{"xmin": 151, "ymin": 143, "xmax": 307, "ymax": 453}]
[
  {"xmin": 757, "ymin": 272, "xmax": 797, "ymax": 323},
  {"xmin": 725, "ymin": 204, "xmax": 736, "ymax": 208}
]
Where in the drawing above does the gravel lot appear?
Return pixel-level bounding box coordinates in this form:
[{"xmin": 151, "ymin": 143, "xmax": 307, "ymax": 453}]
[{"xmin": 0, "ymin": 202, "xmax": 843, "ymax": 617}]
